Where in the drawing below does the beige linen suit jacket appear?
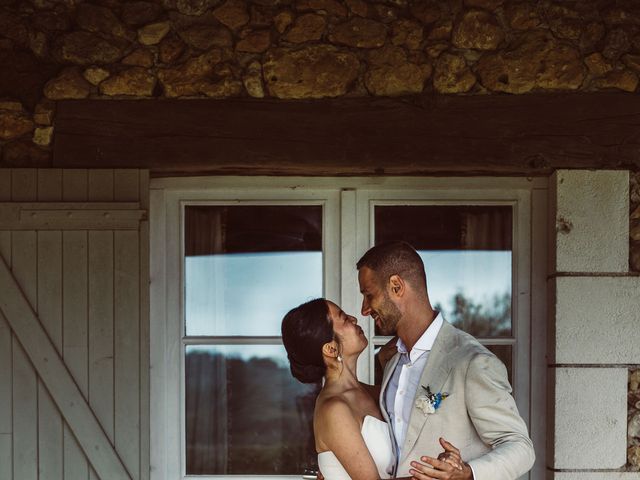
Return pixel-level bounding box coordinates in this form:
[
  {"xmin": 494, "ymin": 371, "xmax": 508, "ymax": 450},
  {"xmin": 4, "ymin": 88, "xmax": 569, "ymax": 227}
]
[{"xmin": 380, "ymin": 320, "xmax": 535, "ymax": 480}]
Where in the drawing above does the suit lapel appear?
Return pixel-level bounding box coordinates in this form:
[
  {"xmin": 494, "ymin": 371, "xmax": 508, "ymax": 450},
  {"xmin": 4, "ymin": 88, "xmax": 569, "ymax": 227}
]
[{"xmin": 400, "ymin": 321, "xmax": 457, "ymax": 463}]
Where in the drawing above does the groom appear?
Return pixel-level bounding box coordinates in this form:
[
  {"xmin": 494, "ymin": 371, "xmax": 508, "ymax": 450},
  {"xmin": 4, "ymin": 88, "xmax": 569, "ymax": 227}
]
[{"xmin": 358, "ymin": 242, "xmax": 535, "ymax": 480}]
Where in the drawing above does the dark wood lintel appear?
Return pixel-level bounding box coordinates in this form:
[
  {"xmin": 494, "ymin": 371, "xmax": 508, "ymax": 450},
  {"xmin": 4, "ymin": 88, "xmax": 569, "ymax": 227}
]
[{"xmin": 52, "ymin": 93, "xmax": 640, "ymax": 176}]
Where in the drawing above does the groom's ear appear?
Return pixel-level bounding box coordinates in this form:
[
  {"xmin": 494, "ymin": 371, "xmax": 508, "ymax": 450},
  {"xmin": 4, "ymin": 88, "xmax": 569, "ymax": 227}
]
[
  {"xmin": 389, "ymin": 274, "xmax": 405, "ymax": 298},
  {"xmin": 322, "ymin": 341, "xmax": 339, "ymax": 358}
]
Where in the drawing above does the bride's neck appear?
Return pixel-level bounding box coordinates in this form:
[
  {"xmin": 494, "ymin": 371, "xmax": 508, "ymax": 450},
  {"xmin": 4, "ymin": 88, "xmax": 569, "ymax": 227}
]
[{"xmin": 324, "ymin": 356, "xmax": 359, "ymax": 388}]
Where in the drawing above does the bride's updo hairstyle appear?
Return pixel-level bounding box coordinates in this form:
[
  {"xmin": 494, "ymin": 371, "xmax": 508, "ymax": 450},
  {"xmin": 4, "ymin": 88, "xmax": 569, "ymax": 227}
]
[{"xmin": 281, "ymin": 298, "xmax": 335, "ymax": 384}]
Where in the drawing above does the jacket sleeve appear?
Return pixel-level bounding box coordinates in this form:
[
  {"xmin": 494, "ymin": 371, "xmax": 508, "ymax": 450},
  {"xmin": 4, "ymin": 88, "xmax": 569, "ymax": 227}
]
[{"xmin": 465, "ymin": 353, "xmax": 535, "ymax": 480}]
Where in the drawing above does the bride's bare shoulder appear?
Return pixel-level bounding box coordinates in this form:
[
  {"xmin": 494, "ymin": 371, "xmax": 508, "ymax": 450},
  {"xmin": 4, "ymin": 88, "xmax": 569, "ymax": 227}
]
[
  {"xmin": 316, "ymin": 393, "xmax": 353, "ymax": 423},
  {"xmin": 314, "ymin": 394, "xmax": 362, "ymax": 452}
]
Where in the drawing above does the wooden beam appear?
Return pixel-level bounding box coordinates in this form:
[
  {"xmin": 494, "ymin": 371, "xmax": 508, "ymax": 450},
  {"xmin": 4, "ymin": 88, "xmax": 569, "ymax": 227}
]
[
  {"xmin": 52, "ymin": 94, "xmax": 640, "ymax": 176},
  {"xmin": 0, "ymin": 202, "xmax": 146, "ymax": 230},
  {"xmin": 0, "ymin": 255, "xmax": 133, "ymax": 480}
]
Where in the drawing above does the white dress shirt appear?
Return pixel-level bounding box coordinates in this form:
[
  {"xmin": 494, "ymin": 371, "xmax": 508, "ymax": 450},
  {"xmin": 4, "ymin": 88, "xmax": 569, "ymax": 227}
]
[{"xmin": 384, "ymin": 313, "xmax": 444, "ymax": 457}]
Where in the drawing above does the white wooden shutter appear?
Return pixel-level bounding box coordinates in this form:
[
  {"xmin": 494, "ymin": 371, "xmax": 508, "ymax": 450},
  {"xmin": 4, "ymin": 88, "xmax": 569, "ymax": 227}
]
[{"xmin": 0, "ymin": 168, "xmax": 149, "ymax": 480}]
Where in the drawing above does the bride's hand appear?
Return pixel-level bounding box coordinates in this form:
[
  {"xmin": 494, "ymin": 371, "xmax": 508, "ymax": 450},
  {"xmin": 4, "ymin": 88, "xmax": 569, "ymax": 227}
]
[
  {"xmin": 410, "ymin": 439, "xmax": 472, "ymax": 480},
  {"xmin": 437, "ymin": 437, "xmax": 463, "ymax": 470}
]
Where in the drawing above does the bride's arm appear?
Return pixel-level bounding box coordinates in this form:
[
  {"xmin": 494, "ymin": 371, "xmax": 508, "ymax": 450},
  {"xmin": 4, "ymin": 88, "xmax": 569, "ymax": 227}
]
[{"xmin": 317, "ymin": 399, "xmax": 382, "ymax": 480}]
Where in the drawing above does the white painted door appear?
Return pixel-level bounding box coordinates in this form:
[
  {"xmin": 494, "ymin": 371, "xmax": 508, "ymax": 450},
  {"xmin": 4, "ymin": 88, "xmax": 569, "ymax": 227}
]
[{"xmin": 0, "ymin": 168, "xmax": 150, "ymax": 480}]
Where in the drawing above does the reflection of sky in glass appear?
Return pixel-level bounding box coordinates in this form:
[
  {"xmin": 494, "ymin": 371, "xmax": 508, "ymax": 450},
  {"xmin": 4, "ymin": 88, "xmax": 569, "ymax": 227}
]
[
  {"xmin": 419, "ymin": 250, "xmax": 511, "ymax": 322},
  {"xmin": 185, "ymin": 250, "xmax": 510, "ymax": 361},
  {"xmin": 185, "ymin": 251, "xmax": 322, "ymax": 337}
]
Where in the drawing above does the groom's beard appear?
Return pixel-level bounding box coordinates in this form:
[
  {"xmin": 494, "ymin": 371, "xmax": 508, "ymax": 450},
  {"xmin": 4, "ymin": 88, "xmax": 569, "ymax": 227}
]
[{"xmin": 374, "ymin": 294, "xmax": 402, "ymax": 336}]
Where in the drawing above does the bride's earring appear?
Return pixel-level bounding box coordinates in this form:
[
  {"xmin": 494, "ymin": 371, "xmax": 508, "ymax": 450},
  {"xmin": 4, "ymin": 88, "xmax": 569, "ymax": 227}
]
[{"xmin": 337, "ymin": 355, "xmax": 342, "ymax": 363}]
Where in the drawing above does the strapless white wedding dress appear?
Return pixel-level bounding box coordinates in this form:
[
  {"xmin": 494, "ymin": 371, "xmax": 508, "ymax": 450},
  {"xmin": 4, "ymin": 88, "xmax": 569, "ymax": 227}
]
[{"xmin": 317, "ymin": 415, "xmax": 395, "ymax": 479}]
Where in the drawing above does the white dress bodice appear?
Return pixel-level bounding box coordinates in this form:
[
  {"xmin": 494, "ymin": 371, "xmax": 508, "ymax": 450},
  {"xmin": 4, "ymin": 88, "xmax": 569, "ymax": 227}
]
[{"xmin": 317, "ymin": 415, "xmax": 395, "ymax": 480}]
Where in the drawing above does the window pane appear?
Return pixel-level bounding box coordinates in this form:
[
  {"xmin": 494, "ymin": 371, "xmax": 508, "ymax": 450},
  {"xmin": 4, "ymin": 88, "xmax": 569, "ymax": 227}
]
[
  {"xmin": 375, "ymin": 206, "xmax": 512, "ymax": 337},
  {"xmin": 185, "ymin": 345, "xmax": 320, "ymax": 475},
  {"xmin": 184, "ymin": 206, "xmax": 323, "ymax": 336}
]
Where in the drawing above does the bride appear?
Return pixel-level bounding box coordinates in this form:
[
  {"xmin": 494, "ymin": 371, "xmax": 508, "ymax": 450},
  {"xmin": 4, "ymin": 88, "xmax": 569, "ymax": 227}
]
[{"xmin": 281, "ymin": 298, "xmax": 462, "ymax": 480}]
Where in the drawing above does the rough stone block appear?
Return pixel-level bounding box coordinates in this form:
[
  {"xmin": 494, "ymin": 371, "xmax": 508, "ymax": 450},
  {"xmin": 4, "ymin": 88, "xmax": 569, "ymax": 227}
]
[
  {"xmin": 553, "ymin": 368, "xmax": 628, "ymax": 469},
  {"xmin": 555, "ymin": 277, "xmax": 640, "ymax": 364},
  {"xmin": 551, "ymin": 170, "xmax": 629, "ymax": 273}
]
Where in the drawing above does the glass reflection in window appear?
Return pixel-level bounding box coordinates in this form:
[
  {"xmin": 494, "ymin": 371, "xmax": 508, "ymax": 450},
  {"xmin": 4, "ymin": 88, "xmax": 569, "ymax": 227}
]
[
  {"xmin": 185, "ymin": 345, "xmax": 319, "ymax": 475},
  {"xmin": 183, "ymin": 205, "xmax": 323, "ymax": 475},
  {"xmin": 375, "ymin": 205, "xmax": 512, "ymax": 338}
]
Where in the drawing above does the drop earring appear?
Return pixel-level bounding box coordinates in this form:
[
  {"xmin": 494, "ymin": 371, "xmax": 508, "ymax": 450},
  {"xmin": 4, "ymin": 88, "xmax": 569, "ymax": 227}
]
[{"xmin": 337, "ymin": 355, "xmax": 342, "ymax": 363}]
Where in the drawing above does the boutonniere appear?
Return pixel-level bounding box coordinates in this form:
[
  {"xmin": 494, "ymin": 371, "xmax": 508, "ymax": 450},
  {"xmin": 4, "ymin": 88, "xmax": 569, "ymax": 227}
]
[{"xmin": 415, "ymin": 385, "xmax": 449, "ymax": 416}]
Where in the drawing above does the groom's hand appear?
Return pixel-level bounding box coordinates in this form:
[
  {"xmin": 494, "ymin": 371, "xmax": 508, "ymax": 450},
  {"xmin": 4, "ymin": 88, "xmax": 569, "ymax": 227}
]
[{"xmin": 409, "ymin": 438, "xmax": 472, "ymax": 480}]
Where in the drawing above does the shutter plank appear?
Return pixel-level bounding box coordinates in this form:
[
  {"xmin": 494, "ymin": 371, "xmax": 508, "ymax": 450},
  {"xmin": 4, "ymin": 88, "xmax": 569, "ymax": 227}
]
[
  {"xmin": 38, "ymin": 232, "xmax": 63, "ymax": 351},
  {"xmin": 11, "ymin": 230, "xmax": 38, "ymax": 480},
  {"xmin": 115, "ymin": 230, "xmax": 140, "ymax": 479},
  {"xmin": 88, "ymin": 170, "xmax": 114, "ymax": 202},
  {"xmin": 63, "ymin": 170, "xmax": 88, "ymax": 202},
  {"xmin": 37, "ymin": 169, "xmax": 63, "ymax": 202},
  {"xmin": 0, "ymin": 175, "xmax": 10, "ymax": 480},
  {"xmin": 38, "ymin": 230, "xmax": 64, "ymax": 480},
  {"xmin": 0, "ymin": 433, "xmax": 11, "ymax": 480},
  {"xmin": 0, "ymin": 276, "xmax": 11, "ymax": 480},
  {"xmin": 88, "ymin": 231, "xmax": 114, "ymax": 441},
  {"xmin": 63, "ymin": 230, "xmax": 90, "ymax": 479},
  {"xmin": 11, "ymin": 170, "xmax": 37, "ymax": 202},
  {"xmin": 138, "ymin": 182, "xmax": 150, "ymax": 480},
  {"xmin": 0, "ymin": 231, "xmax": 13, "ymax": 434},
  {"xmin": 89, "ymin": 230, "xmax": 114, "ymax": 480},
  {"xmin": 0, "ymin": 232, "xmax": 11, "ymax": 453},
  {"xmin": 114, "ymin": 170, "xmax": 139, "ymax": 202},
  {"xmin": 0, "ymin": 311, "xmax": 11, "ymax": 435},
  {"xmin": 39, "ymin": 388, "xmax": 63, "ymax": 480},
  {"xmin": 0, "ymin": 170, "xmax": 9, "ymax": 201}
]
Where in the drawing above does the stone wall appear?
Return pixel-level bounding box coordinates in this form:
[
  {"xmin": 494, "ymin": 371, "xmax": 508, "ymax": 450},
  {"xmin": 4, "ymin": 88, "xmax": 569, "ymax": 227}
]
[
  {"xmin": 2, "ymin": 0, "xmax": 640, "ymax": 156},
  {"xmin": 630, "ymin": 369, "xmax": 640, "ymax": 471},
  {"xmin": 550, "ymin": 170, "xmax": 640, "ymax": 477},
  {"xmin": 631, "ymin": 171, "xmax": 640, "ymax": 272},
  {"xmin": 0, "ymin": 0, "xmax": 639, "ymax": 270}
]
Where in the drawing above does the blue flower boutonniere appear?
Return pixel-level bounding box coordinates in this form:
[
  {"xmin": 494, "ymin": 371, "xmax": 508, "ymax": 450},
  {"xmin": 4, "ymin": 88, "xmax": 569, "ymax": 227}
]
[{"xmin": 415, "ymin": 385, "xmax": 449, "ymax": 416}]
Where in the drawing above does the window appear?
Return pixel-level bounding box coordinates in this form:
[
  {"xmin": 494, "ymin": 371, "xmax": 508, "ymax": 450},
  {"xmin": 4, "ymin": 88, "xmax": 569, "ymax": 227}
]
[
  {"xmin": 150, "ymin": 177, "xmax": 547, "ymax": 480},
  {"xmin": 372, "ymin": 205, "xmax": 514, "ymax": 385},
  {"xmin": 184, "ymin": 205, "xmax": 323, "ymax": 475}
]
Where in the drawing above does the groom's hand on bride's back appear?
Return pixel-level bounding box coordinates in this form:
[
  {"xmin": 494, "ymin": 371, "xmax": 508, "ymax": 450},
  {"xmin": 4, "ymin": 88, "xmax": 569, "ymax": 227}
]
[{"xmin": 409, "ymin": 438, "xmax": 473, "ymax": 480}]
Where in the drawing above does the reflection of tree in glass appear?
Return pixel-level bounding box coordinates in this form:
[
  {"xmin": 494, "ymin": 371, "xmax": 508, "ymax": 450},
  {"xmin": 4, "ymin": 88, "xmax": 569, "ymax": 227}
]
[
  {"xmin": 435, "ymin": 291, "xmax": 512, "ymax": 337},
  {"xmin": 186, "ymin": 351, "xmax": 319, "ymax": 475}
]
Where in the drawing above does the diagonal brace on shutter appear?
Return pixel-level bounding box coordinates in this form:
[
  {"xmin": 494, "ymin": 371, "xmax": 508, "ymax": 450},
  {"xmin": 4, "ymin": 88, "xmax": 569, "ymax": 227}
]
[{"xmin": 0, "ymin": 254, "xmax": 133, "ymax": 480}]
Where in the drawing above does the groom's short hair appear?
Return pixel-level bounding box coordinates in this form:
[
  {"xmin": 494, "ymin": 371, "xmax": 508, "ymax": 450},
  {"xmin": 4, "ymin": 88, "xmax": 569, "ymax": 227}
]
[{"xmin": 356, "ymin": 241, "xmax": 427, "ymax": 293}]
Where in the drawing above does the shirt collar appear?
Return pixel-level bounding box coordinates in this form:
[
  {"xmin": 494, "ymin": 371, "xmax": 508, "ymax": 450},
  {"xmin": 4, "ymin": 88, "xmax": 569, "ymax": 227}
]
[{"xmin": 396, "ymin": 312, "xmax": 444, "ymax": 362}]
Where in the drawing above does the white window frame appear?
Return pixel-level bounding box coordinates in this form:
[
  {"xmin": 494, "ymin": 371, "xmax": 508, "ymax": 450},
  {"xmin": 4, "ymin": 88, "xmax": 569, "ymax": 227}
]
[{"xmin": 150, "ymin": 176, "xmax": 548, "ymax": 480}]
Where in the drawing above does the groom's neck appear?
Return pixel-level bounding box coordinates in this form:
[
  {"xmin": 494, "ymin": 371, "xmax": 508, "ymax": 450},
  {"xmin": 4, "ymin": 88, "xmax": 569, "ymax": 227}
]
[{"xmin": 398, "ymin": 304, "xmax": 437, "ymax": 352}]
